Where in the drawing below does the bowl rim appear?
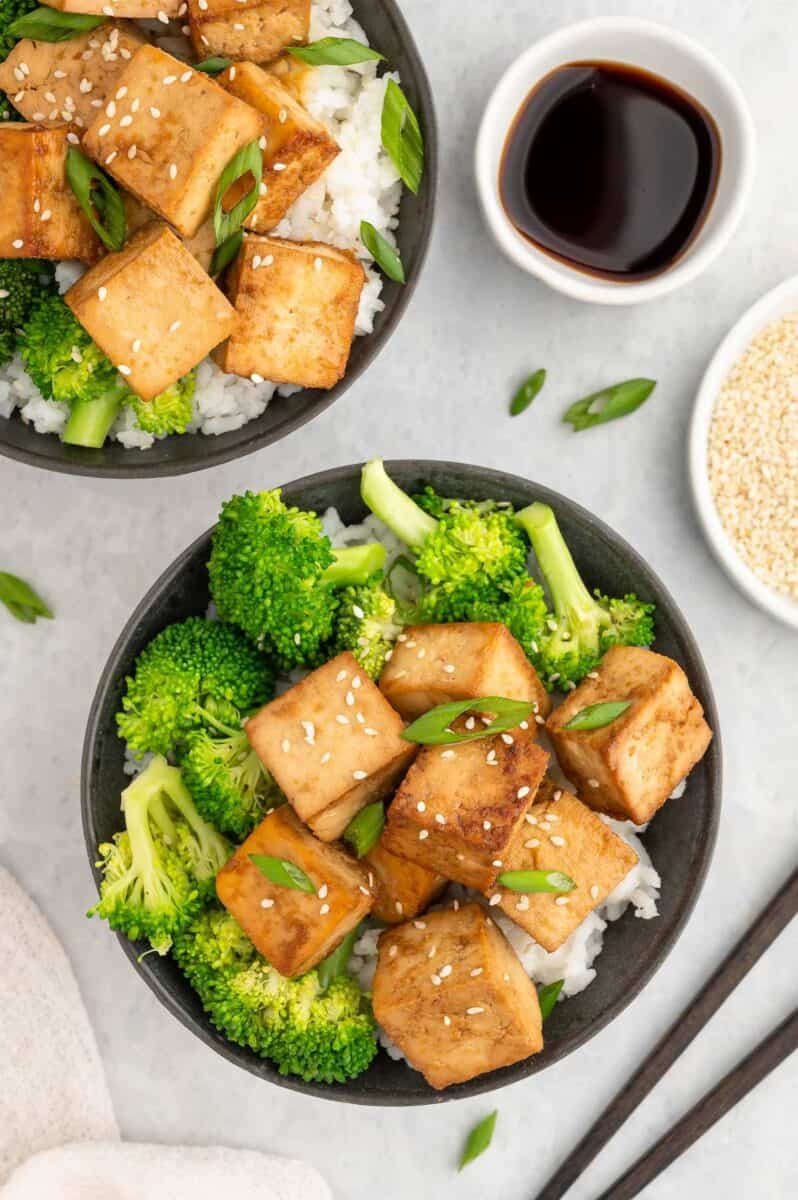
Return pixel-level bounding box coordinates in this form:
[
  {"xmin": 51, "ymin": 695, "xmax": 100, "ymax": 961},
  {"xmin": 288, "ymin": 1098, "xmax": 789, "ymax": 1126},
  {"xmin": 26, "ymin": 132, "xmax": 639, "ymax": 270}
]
[
  {"xmin": 0, "ymin": 0, "xmax": 439, "ymax": 479},
  {"xmin": 81, "ymin": 459, "xmax": 722, "ymax": 1105},
  {"xmin": 474, "ymin": 15, "xmax": 757, "ymax": 306},
  {"xmin": 688, "ymin": 274, "xmax": 798, "ymax": 629}
]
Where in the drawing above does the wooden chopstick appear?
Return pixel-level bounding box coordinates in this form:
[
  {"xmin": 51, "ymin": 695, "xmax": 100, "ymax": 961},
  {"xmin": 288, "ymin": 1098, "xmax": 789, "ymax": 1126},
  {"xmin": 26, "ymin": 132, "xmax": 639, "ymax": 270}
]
[
  {"xmin": 595, "ymin": 1005, "xmax": 798, "ymax": 1199},
  {"xmin": 534, "ymin": 863, "xmax": 798, "ymax": 1200}
]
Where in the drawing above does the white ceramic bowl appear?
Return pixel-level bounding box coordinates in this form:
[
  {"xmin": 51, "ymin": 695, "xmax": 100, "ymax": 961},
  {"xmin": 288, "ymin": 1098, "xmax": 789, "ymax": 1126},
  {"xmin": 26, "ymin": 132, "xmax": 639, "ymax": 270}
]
[
  {"xmin": 474, "ymin": 17, "xmax": 757, "ymax": 305},
  {"xmin": 689, "ymin": 276, "xmax": 798, "ymax": 630}
]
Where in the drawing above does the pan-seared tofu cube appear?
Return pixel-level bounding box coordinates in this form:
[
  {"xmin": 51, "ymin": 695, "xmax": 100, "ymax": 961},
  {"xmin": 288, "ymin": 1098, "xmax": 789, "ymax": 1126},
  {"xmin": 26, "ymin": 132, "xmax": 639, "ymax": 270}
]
[
  {"xmin": 489, "ymin": 779, "xmax": 638, "ymax": 952},
  {"xmin": 0, "ymin": 24, "xmax": 148, "ymax": 131},
  {"xmin": 380, "ymin": 622, "xmax": 551, "ymax": 722},
  {"xmin": 382, "ymin": 724, "xmax": 548, "ymax": 890},
  {"xmin": 219, "ymin": 62, "xmax": 338, "ymax": 232},
  {"xmin": 82, "ymin": 46, "xmax": 265, "ymax": 238},
  {"xmin": 216, "ymin": 805, "xmax": 372, "ymax": 978},
  {"xmin": 365, "ymin": 838, "xmax": 446, "ymax": 924},
  {"xmin": 65, "ymin": 221, "xmax": 236, "ymax": 400},
  {"xmin": 373, "ymin": 904, "xmax": 543, "ymax": 1090},
  {"xmin": 188, "ymin": 0, "xmax": 309, "ymax": 64},
  {"xmin": 0, "ymin": 124, "xmax": 99, "ymax": 261},
  {"xmin": 548, "ymin": 646, "xmax": 713, "ymax": 825},
  {"xmin": 246, "ymin": 652, "xmax": 417, "ymax": 843},
  {"xmin": 215, "ymin": 235, "xmax": 365, "ymax": 389},
  {"xmin": 43, "ymin": 0, "xmax": 180, "ymax": 17}
]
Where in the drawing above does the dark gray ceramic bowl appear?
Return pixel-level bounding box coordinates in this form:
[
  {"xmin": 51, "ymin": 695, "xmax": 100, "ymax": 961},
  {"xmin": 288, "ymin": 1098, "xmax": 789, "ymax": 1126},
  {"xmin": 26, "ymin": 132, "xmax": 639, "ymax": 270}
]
[
  {"xmin": 82, "ymin": 461, "xmax": 721, "ymax": 1104},
  {"xmin": 0, "ymin": 4, "xmax": 436, "ymax": 478}
]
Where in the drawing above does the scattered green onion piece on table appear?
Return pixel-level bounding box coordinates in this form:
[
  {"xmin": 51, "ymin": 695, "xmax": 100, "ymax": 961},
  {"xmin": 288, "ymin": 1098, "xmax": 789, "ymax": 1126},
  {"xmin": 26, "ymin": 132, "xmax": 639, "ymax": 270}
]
[
  {"xmin": 210, "ymin": 230, "xmax": 243, "ymax": 276},
  {"xmin": 459, "ymin": 1110, "xmax": 498, "ymax": 1170},
  {"xmin": 7, "ymin": 6, "xmax": 104, "ymax": 41},
  {"xmin": 287, "ymin": 37, "xmax": 384, "ymax": 66},
  {"xmin": 564, "ymin": 700, "xmax": 632, "ymax": 731},
  {"xmin": 538, "ymin": 979, "xmax": 565, "ymax": 1021},
  {"xmin": 249, "ymin": 854, "xmax": 316, "ymax": 893},
  {"xmin": 213, "ymin": 140, "xmax": 262, "ymax": 245},
  {"xmin": 360, "ymin": 220, "xmax": 405, "ymax": 284},
  {"xmin": 0, "ymin": 572, "xmax": 53, "ymax": 624},
  {"xmin": 510, "ymin": 368, "xmax": 546, "ymax": 416},
  {"xmin": 317, "ymin": 927, "xmax": 359, "ymax": 990},
  {"xmin": 343, "ymin": 801, "xmax": 385, "ymax": 858},
  {"xmin": 195, "ymin": 56, "xmax": 232, "ymax": 75},
  {"xmin": 66, "ymin": 148, "xmax": 126, "ymax": 252},
  {"xmin": 381, "ymin": 78, "xmax": 424, "ymax": 194},
  {"xmin": 402, "ymin": 697, "xmax": 534, "ymax": 746},
  {"xmin": 563, "ymin": 378, "xmax": 656, "ymax": 432},
  {"xmin": 497, "ymin": 869, "xmax": 575, "ymax": 894}
]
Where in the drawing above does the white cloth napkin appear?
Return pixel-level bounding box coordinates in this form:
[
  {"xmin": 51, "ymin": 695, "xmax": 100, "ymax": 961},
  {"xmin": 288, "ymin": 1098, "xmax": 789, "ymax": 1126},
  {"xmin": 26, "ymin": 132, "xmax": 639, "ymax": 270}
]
[{"xmin": 0, "ymin": 867, "xmax": 332, "ymax": 1200}]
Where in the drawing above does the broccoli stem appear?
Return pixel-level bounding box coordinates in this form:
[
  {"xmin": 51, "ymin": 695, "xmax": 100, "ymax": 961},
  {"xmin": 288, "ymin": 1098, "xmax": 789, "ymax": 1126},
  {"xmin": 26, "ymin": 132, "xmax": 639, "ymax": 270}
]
[
  {"xmin": 516, "ymin": 502, "xmax": 599, "ymax": 626},
  {"xmin": 62, "ymin": 388, "xmax": 125, "ymax": 449},
  {"xmin": 360, "ymin": 458, "xmax": 438, "ymax": 550},
  {"xmin": 321, "ymin": 543, "xmax": 387, "ymax": 587}
]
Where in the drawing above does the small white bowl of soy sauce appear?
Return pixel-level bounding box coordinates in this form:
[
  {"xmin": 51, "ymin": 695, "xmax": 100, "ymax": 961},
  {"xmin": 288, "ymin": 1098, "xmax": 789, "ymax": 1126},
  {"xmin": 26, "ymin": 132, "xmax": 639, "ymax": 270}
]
[{"xmin": 475, "ymin": 17, "xmax": 756, "ymax": 305}]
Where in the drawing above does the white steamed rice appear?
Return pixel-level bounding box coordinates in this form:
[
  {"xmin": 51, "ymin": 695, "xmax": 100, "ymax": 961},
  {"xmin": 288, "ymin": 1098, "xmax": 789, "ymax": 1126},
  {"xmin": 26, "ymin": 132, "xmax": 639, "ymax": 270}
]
[{"xmin": 0, "ymin": 0, "xmax": 402, "ymax": 449}]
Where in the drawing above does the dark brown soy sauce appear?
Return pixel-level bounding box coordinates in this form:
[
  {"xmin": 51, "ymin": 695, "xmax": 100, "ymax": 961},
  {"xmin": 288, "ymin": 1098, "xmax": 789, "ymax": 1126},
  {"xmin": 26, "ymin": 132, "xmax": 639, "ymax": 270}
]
[{"xmin": 500, "ymin": 61, "xmax": 721, "ymax": 281}]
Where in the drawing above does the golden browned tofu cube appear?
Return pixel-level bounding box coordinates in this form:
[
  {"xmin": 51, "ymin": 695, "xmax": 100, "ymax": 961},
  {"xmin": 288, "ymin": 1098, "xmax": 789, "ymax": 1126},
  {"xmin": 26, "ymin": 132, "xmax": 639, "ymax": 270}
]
[
  {"xmin": 44, "ymin": 0, "xmax": 180, "ymax": 17},
  {"xmin": 382, "ymin": 724, "xmax": 549, "ymax": 891},
  {"xmin": 365, "ymin": 838, "xmax": 446, "ymax": 925},
  {"xmin": 0, "ymin": 124, "xmax": 99, "ymax": 261},
  {"xmin": 82, "ymin": 46, "xmax": 265, "ymax": 238},
  {"xmin": 373, "ymin": 904, "xmax": 543, "ymax": 1090},
  {"xmin": 247, "ymin": 652, "xmax": 417, "ymax": 843},
  {"xmin": 489, "ymin": 779, "xmax": 638, "ymax": 952},
  {"xmin": 65, "ymin": 222, "xmax": 237, "ymax": 400},
  {"xmin": 219, "ymin": 62, "xmax": 338, "ymax": 232},
  {"xmin": 189, "ymin": 0, "xmax": 309, "ymax": 64},
  {"xmin": 215, "ymin": 235, "xmax": 365, "ymax": 388},
  {"xmin": 216, "ymin": 806, "xmax": 372, "ymax": 978},
  {"xmin": 547, "ymin": 646, "xmax": 713, "ymax": 825},
  {"xmin": 0, "ymin": 24, "xmax": 147, "ymax": 131},
  {"xmin": 380, "ymin": 622, "xmax": 551, "ymax": 722}
]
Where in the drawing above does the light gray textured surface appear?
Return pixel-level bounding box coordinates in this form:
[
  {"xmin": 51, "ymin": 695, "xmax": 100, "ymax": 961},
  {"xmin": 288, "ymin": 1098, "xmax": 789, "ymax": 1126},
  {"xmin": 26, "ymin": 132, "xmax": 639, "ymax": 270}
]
[{"xmin": 1, "ymin": 1, "xmax": 797, "ymax": 1196}]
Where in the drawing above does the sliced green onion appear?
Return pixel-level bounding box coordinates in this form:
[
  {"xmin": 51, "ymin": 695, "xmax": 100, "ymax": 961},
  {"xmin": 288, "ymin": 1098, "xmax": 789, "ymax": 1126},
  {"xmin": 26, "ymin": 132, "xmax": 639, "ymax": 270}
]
[
  {"xmin": 7, "ymin": 6, "xmax": 104, "ymax": 41},
  {"xmin": 286, "ymin": 37, "xmax": 384, "ymax": 66},
  {"xmin": 381, "ymin": 78, "xmax": 424, "ymax": 194},
  {"xmin": 360, "ymin": 219, "xmax": 405, "ymax": 284},
  {"xmin": 0, "ymin": 572, "xmax": 53, "ymax": 624},
  {"xmin": 564, "ymin": 700, "xmax": 631, "ymax": 731},
  {"xmin": 538, "ymin": 979, "xmax": 564, "ymax": 1021},
  {"xmin": 401, "ymin": 697, "xmax": 534, "ymax": 746},
  {"xmin": 66, "ymin": 148, "xmax": 126, "ymax": 252},
  {"xmin": 510, "ymin": 368, "xmax": 546, "ymax": 416},
  {"xmin": 459, "ymin": 1111, "xmax": 498, "ymax": 1170},
  {"xmin": 249, "ymin": 854, "xmax": 315, "ymax": 892},
  {"xmin": 195, "ymin": 56, "xmax": 232, "ymax": 75},
  {"xmin": 497, "ymin": 869, "xmax": 575, "ymax": 894},
  {"xmin": 213, "ymin": 140, "xmax": 262, "ymax": 246},
  {"xmin": 317, "ymin": 927, "xmax": 359, "ymax": 990},
  {"xmin": 563, "ymin": 378, "xmax": 656, "ymax": 432},
  {"xmin": 343, "ymin": 802, "xmax": 385, "ymax": 858},
  {"xmin": 209, "ymin": 229, "xmax": 242, "ymax": 276}
]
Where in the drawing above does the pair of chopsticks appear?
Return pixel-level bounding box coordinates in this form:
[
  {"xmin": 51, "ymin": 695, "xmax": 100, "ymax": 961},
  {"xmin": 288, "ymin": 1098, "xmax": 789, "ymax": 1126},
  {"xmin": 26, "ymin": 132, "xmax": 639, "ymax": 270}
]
[{"xmin": 535, "ymin": 864, "xmax": 798, "ymax": 1200}]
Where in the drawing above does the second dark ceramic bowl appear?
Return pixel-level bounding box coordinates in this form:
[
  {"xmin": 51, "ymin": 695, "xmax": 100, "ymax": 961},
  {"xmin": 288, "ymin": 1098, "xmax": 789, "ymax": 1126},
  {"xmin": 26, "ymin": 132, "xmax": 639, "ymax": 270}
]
[
  {"xmin": 0, "ymin": 3, "xmax": 437, "ymax": 478},
  {"xmin": 82, "ymin": 461, "xmax": 721, "ymax": 1104}
]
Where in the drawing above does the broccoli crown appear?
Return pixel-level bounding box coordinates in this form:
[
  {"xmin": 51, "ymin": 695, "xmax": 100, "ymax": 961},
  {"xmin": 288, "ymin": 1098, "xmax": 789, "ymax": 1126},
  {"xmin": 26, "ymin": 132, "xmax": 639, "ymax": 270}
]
[
  {"xmin": 19, "ymin": 294, "xmax": 125, "ymax": 405},
  {"xmin": 0, "ymin": 259, "xmax": 56, "ymax": 367},
  {"xmin": 0, "ymin": 0, "xmax": 36, "ymax": 59},
  {"xmin": 128, "ymin": 371, "xmax": 196, "ymax": 437},
  {"xmin": 208, "ymin": 489, "xmax": 338, "ymax": 670},
  {"xmin": 470, "ymin": 575, "xmax": 549, "ymax": 657},
  {"xmin": 415, "ymin": 494, "xmax": 529, "ymax": 592},
  {"xmin": 173, "ymin": 906, "xmax": 378, "ymax": 1084},
  {"xmin": 332, "ymin": 577, "xmax": 403, "ymax": 678},
  {"xmin": 116, "ymin": 616, "xmax": 274, "ymax": 757},
  {"xmin": 180, "ymin": 726, "xmax": 283, "ymax": 840},
  {"xmin": 88, "ymin": 756, "xmax": 231, "ymax": 955}
]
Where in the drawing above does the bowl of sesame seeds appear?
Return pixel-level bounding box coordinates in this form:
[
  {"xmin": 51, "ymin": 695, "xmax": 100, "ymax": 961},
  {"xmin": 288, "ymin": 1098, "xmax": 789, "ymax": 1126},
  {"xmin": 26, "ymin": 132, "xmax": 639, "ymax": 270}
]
[{"xmin": 690, "ymin": 276, "xmax": 798, "ymax": 628}]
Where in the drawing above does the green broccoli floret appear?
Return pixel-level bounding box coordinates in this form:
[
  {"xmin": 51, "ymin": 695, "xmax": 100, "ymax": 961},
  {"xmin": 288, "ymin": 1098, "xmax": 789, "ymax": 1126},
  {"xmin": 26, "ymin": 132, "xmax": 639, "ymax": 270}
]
[
  {"xmin": 332, "ymin": 577, "xmax": 403, "ymax": 678},
  {"xmin": 0, "ymin": 259, "xmax": 56, "ymax": 367},
  {"xmin": 128, "ymin": 371, "xmax": 196, "ymax": 437},
  {"xmin": 116, "ymin": 616, "xmax": 274, "ymax": 758},
  {"xmin": 88, "ymin": 756, "xmax": 231, "ymax": 955},
  {"xmin": 173, "ymin": 906, "xmax": 378, "ymax": 1084},
  {"xmin": 180, "ymin": 726, "xmax": 283, "ymax": 840},
  {"xmin": 515, "ymin": 502, "xmax": 656, "ymax": 689},
  {"xmin": 208, "ymin": 489, "xmax": 388, "ymax": 670}
]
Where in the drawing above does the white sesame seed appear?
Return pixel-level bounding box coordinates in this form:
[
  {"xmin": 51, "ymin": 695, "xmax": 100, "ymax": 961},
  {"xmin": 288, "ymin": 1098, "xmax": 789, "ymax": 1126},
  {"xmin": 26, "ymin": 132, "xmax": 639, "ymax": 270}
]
[
  {"xmin": 44, "ymin": 91, "xmax": 56, "ymax": 103},
  {"xmin": 263, "ymin": 254, "xmax": 274, "ymax": 266},
  {"xmin": 443, "ymin": 1015, "xmax": 451, "ymax": 1027},
  {"xmin": 119, "ymin": 114, "xmax": 132, "ymax": 127},
  {"xmin": 588, "ymin": 779, "xmax": 600, "ymax": 789},
  {"xmin": 489, "ymin": 894, "xmax": 503, "ymax": 906},
  {"xmin": 98, "ymin": 287, "xmax": 107, "ymax": 301},
  {"xmin": 105, "ymin": 100, "xmax": 116, "ymax": 117},
  {"xmin": 273, "ymin": 161, "xmax": 286, "ymax": 171},
  {"xmin": 431, "ymin": 974, "xmax": 441, "ymax": 986},
  {"xmin": 127, "ymin": 144, "xmax": 137, "ymax": 159},
  {"xmin": 53, "ymin": 69, "xmax": 67, "ymax": 79},
  {"xmin": 358, "ymin": 885, "xmax": 370, "ymax": 896},
  {"xmin": 466, "ymin": 1007, "xmax": 484, "ymax": 1015},
  {"xmin": 516, "ymin": 895, "xmax": 530, "ymax": 911},
  {"xmin": 443, "ymin": 663, "xmax": 456, "ymax": 674},
  {"xmin": 335, "ymin": 714, "xmax": 349, "ymax": 726},
  {"xmin": 233, "ymin": 21, "xmax": 243, "ymax": 29},
  {"xmin": 470, "ymin": 967, "xmax": 483, "ymax": 977},
  {"xmin": 439, "ymin": 964, "xmax": 452, "ymax": 978},
  {"xmin": 117, "ymin": 365, "xmax": 131, "ymax": 376},
  {"xmin": 180, "ymin": 70, "xmax": 192, "ymax": 82},
  {"xmin": 150, "ymin": 106, "xmax": 161, "ymax": 118},
  {"xmin": 169, "ymin": 319, "xmax": 181, "ymax": 333},
  {"xmin": 553, "ymin": 789, "xmax": 563, "ymax": 802},
  {"xmin": 33, "ymin": 199, "xmax": 40, "ymax": 214},
  {"xmin": 590, "ymin": 885, "xmax": 600, "ymax": 900},
  {"xmin": 483, "ymin": 820, "xmax": 492, "ymax": 830},
  {"xmin": 525, "ymin": 814, "xmax": 538, "ymax": 826},
  {"xmin": 418, "ymin": 829, "xmax": 429, "ymax": 840},
  {"xmin": 434, "ymin": 813, "xmax": 446, "ymax": 825},
  {"xmin": 260, "ymin": 898, "xmax": 274, "ymax": 909},
  {"xmin": 452, "ymin": 899, "xmax": 460, "ymax": 910},
  {"xmin": 389, "ymin": 944, "xmax": 398, "ymax": 957},
  {"xmin": 97, "ymin": 122, "xmax": 111, "ymax": 136},
  {"xmin": 104, "ymin": 151, "xmax": 117, "ymax": 164},
  {"xmin": 440, "ymin": 749, "xmax": 456, "ymax": 760},
  {"xmin": 169, "ymin": 163, "xmax": 177, "ymax": 179},
  {"xmin": 413, "ymin": 920, "xmax": 426, "ymax": 929},
  {"xmin": 250, "ymin": 373, "xmax": 263, "ymax": 384},
  {"xmin": 551, "ymin": 835, "xmax": 566, "ymax": 847},
  {"xmin": 320, "ymin": 903, "xmax": 330, "ymax": 915},
  {"xmin": 66, "ymin": 132, "xmax": 80, "ymax": 145},
  {"xmin": 0, "ymin": 290, "xmax": 7, "ymax": 299},
  {"xmin": 416, "ymin": 801, "xmax": 426, "ymax": 813},
  {"xmin": 520, "ymin": 719, "xmax": 529, "ymax": 730},
  {"xmin": 11, "ymin": 240, "xmax": 23, "ymax": 249},
  {"xmin": 345, "ymin": 690, "xmax": 355, "ymax": 707},
  {"xmin": 492, "ymin": 859, "xmax": 503, "ymax": 868},
  {"xmin": 317, "ymin": 883, "xmax": 328, "ymax": 899},
  {"xmin": 501, "ymin": 733, "xmax": 514, "ymax": 745},
  {"xmin": 524, "ymin": 838, "xmax": 540, "ymax": 849},
  {"xmin": 352, "ymin": 675, "xmax": 362, "ymax": 688},
  {"xmin": 281, "ymin": 739, "xmax": 290, "ymax": 753},
  {"xmin": 353, "ymin": 770, "xmax": 367, "ymax": 781},
  {"xmin": 163, "ymin": 75, "xmax": 177, "ymax": 85},
  {"xmin": 540, "ymin": 821, "xmax": 552, "ymax": 832},
  {"xmin": 395, "ymin": 901, "xmax": 403, "ymax": 914},
  {"xmin": 40, "ymin": 209, "xmax": 51, "ymax": 222},
  {"xmin": 555, "ymin": 896, "xmax": 570, "ymax": 906},
  {"xmin": 465, "ymin": 716, "xmax": 476, "ymax": 730},
  {"xmin": 517, "ymin": 786, "xmax": 531, "ymax": 799},
  {"xmin": 335, "ymin": 669, "xmax": 348, "ymax": 682},
  {"xmin": 102, "ymin": 5, "xmax": 112, "ymax": 15},
  {"xmin": 393, "ymin": 670, "xmax": 407, "ymax": 679},
  {"xmin": 320, "ymin": 751, "xmax": 332, "ymax": 764}
]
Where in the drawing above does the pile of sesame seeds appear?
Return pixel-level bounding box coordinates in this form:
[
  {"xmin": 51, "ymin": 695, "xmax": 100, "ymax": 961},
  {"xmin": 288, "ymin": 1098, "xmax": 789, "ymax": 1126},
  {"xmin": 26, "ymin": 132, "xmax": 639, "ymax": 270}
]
[{"xmin": 708, "ymin": 312, "xmax": 798, "ymax": 598}]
